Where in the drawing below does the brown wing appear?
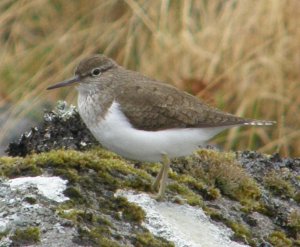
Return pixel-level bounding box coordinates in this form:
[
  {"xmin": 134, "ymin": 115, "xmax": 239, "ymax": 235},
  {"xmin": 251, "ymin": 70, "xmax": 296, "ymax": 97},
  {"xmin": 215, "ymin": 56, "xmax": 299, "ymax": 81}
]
[{"xmin": 115, "ymin": 78, "xmax": 252, "ymax": 131}]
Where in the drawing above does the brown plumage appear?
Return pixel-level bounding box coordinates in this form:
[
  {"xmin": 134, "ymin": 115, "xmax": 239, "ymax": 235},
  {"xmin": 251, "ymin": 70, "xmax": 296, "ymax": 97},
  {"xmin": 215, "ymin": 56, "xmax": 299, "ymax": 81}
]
[
  {"xmin": 71, "ymin": 54, "xmax": 275, "ymax": 131},
  {"xmin": 115, "ymin": 79, "xmax": 272, "ymax": 131}
]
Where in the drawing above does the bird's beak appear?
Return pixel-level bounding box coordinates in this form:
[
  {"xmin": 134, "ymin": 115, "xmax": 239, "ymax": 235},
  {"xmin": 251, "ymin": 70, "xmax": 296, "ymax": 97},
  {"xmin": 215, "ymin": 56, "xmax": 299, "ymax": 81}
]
[{"xmin": 47, "ymin": 76, "xmax": 80, "ymax": 90}]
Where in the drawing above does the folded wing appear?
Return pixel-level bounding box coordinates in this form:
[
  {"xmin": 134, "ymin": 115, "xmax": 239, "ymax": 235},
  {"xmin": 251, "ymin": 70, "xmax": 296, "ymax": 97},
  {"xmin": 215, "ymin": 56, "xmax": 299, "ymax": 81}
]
[{"xmin": 115, "ymin": 79, "xmax": 265, "ymax": 131}]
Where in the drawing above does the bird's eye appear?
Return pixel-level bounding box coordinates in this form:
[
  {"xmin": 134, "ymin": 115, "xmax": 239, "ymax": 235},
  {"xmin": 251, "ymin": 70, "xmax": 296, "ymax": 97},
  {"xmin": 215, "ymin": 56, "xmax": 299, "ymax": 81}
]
[{"xmin": 91, "ymin": 68, "xmax": 101, "ymax": 77}]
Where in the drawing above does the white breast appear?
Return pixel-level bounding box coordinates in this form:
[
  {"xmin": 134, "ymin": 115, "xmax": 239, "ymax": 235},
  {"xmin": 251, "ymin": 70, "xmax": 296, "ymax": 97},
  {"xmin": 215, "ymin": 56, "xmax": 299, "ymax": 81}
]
[{"xmin": 78, "ymin": 99, "xmax": 227, "ymax": 162}]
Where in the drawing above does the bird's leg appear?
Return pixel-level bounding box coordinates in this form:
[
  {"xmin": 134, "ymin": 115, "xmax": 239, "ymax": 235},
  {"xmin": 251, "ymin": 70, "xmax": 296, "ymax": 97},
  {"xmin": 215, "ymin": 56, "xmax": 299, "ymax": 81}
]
[
  {"xmin": 155, "ymin": 154, "xmax": 170, "ymax": 201},
  {"xmin": 152, "ymin": 162, "xmax": 164, "ymax": 192}
]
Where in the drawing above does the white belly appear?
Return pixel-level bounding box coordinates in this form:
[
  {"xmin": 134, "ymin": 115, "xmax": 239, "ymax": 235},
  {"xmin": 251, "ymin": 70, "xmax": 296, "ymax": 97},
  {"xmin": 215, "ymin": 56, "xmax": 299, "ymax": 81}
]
[{"xmin": 79, "ymin": 100, "xmax": 227, "ymax": 162}]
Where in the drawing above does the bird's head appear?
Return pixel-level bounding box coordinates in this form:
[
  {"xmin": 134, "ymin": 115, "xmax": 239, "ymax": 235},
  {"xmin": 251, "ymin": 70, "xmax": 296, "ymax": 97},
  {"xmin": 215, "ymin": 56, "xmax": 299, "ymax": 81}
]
[{"xmin": 47, "ymin": 54, "xmax": 118, "ymax": 90}]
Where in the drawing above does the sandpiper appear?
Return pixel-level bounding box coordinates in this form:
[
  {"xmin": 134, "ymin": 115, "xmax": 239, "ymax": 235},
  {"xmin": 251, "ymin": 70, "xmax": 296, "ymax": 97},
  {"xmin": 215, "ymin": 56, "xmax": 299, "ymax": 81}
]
[{"xmin": 47, "ymin": 54, "xmax": 275, "ymax": 200}]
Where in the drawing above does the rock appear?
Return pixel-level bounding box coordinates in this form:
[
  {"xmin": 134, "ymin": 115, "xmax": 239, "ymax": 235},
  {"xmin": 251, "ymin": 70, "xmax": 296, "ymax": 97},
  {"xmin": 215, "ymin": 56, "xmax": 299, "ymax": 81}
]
[
  {"xmin": 6, "ymin": 101, "xmax": 98, "ymax": 157},
  {"xmin": 1, "ymin": 101, "xmax": 299, "ymax": 247}
]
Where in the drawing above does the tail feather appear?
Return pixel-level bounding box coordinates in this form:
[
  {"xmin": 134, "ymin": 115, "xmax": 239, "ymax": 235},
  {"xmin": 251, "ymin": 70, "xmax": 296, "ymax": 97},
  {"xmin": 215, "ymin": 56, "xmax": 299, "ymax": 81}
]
[{"xmin": 243, "ymin": 120, "xmax": 276, "ymax": 126}]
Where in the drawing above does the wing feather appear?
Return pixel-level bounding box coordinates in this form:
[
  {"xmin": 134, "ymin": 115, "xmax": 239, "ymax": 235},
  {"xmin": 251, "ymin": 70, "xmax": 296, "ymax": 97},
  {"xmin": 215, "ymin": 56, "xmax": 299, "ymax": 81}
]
[{"xmin": 115, "ymin": 79, "xmax": 250, "ymax": 131}]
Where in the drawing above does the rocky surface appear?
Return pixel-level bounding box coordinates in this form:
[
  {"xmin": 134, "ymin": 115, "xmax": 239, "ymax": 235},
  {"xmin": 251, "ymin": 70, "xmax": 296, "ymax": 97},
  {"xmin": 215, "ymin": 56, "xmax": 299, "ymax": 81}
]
[
  {"xmin": 1, "ymin": 101, "xmax": 299, "ymax": 247},
  {"xmin": 0, "ymin": 176, "xmax": 77, "ymax": 247},
  {"xmin": 6, "ymin": 101, "xmax": 98, "ymax": 157}
]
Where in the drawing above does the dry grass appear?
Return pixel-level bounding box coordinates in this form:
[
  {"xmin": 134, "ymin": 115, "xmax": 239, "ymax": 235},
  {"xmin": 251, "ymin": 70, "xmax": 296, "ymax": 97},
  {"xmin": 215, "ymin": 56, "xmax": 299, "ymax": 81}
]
[{"xmin": 0, "ymin": 0, "xmax": 299, "ymax": 156}]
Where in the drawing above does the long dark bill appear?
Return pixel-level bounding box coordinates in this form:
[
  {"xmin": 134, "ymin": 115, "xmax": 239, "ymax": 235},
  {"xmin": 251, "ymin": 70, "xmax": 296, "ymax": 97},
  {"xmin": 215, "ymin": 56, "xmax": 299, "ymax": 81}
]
[{"xmin": 47, "ymin": 76, "xmax": 80, "ymax": 90}]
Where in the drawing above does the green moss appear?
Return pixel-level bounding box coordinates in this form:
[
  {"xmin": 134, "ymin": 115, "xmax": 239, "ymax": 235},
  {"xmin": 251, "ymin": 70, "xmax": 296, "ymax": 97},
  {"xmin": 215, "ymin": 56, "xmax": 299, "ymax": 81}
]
[
  {"xmin": 135, "ymin": 232, "xmax": 174, "ymax": 247},
  {"xmin": 58, "ymin": 207, "xmax": 118, "ymax": 246},
  {"xmin": 168, "ymin": 182, "xmax": 203, "ymax": 206},
  {"xmin": 226, "ymin": 220, "xmax": 255, "ymax": 246},
  {"xmin": 113, "ymin": 196, "xmax": 146, "ymax": 223},
  {"xmin": 243, "ymin": 201, "xmax": 270, "ymax": 217},
  {"xmin": 124, "ymin": 173, "xmax": 152, "ymax": 192},
  {"xmin": 293, "ymin": 240, "xmax": 300, "ymax": 246},
  {"xmin": 10, "ymin": 227, "xmax": 40, "ymax": 245},
  {"xmin": 53, "ymin": 167, "xmax": 79, "ymax": 182},
  {"xmin": 96, "ymin": 216, "xmax": 113, "ymax": 227},
  {"xmin": 176, "ymin": 149, "xmax": 261, "ymax": 212},
  {"xmin": 24, "ymin": 195, "xmax": 37, "ymax": 204},
  {"xmin": 0, "ymin": 148, "xmax": 256, "ymax": 207},
  {"xmin": 0, "ymin": 147, "xmax": 283, "ymax": 246},
  {"xmin": 204, "ymin": 207, "xmax": 225, "ymax": 222},
  {"xmin": 0, "ymin": 148, "xmax": 162, "ymax": 244},
  {"xmin": 170, "ymin": 171, "xmax": 221, "ymax": 201},
  {"xmin": 170, "ymin": 173, "xmax": 204, "ymax": 189},
  {"xmin": 77, "ymin": 225, "xmax": 120, "ymax": 247},
  {"xmin": 287, "ymin": 210, "xmax": 300, "ymax": 238},
  {"xmin": 58, "ymin": 208, "xmax": 83, "ymax": 222},
  {"xmin": 98, "ymin": 195, "xmax": 146, "ymax": 223},
  {"xmin": 199, "ymin": 150, "xmax": 261, "ymax": 202},
  {"xmin": 63, "ymin": 186, "xmax": 86, "ymax": 204},
  {"xmin": 204, "ymin": 209, "xmax": 253, "ymax": 246},
  {"xmin": 267, "ymin": 231, "xmax": 292, "ymax": 247},
  {"xmin": 0, "ymin": 156, "xmax": 17, "ymax": 166},
  {"xmin": 228, "ymin": 221, "xmax": 251, "ymax": 240},
  {"xmin": 294, "ymin": 191, "xmax": 300, "ymax": 203},
  {"xmin": 0, "ymin": 156, "xmax": 42, "ymax": 178},
  {"xmin": 76, "ymin": 211, "xmax": 94, "ymax": 224},
  {"xmin": 0, "ymin": 148, "xmax": 152, "ymax": 194},
  {"xmin": 63, "ymin": 197, "xmax": 145, "ymax": 246},
  {"xmin": 206, "ymin": 186, "xmax": 221, "ymax": 200},
  {"xmin": 58, "ymin": 207, "xmax": 112, "ymax": 228},
  {"xmin": 0, "ymin": 230, "xmax": 8, "ymax": 240},
  {"xmin": 264, "ymin": 171, "xmax": 295, "ymax": 198},
  {"xmin": 137, "ymin": 162, "xmax": 161, "ymax": 175}
]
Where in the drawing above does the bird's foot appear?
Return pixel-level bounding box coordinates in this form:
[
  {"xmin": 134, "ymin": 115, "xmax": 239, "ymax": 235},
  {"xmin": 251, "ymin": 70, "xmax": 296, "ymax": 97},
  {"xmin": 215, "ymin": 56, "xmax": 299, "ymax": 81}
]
[{"xmin": 151, "ymin": 180, "xmax": 160, "ymax": 192}]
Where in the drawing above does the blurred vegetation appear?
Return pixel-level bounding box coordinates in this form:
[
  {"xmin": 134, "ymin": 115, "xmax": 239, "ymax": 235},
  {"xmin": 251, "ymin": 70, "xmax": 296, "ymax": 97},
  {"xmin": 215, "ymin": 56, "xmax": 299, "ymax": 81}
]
[{"xmin": 0, "ymin": 0, "xmax": 299, "ymax": 156}]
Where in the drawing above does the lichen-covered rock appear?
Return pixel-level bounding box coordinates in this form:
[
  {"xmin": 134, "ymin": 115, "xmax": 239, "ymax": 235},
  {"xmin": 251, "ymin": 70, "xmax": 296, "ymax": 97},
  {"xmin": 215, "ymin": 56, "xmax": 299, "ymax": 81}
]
[
  {"xmin": 6, "ymin": 101, "xmax": 98, "ymax": 157},
  {"xmin": 1, "ymin": 102, "xmax": 300, "ymax": 247}
]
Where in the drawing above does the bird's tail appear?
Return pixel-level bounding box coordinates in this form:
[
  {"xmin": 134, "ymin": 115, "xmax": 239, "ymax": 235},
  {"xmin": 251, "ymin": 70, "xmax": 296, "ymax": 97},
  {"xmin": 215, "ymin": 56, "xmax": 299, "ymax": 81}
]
[{"xmin": 243, "ymin": 120, "xmax": 276, "ymax": 126}]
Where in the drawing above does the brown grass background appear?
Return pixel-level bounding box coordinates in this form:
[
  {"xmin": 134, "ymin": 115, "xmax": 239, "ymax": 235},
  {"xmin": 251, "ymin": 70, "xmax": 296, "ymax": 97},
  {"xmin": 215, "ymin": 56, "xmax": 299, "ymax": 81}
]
[{"xmin": 0, "ymin": 0, "xmax": 299, "ymax": 156}]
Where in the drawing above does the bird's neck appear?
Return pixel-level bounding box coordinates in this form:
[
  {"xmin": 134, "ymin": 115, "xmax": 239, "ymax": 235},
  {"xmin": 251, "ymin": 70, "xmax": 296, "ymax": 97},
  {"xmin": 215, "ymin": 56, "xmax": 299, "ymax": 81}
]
[{"xmin": 77, "ymin": 84, "xmax": 114, "ymax": 127}]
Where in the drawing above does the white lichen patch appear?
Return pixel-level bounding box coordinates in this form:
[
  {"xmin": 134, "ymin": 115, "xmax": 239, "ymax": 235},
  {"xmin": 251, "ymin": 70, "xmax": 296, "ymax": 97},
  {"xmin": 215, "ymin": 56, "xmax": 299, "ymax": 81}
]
[
  {"xmin": 0, "ymin": 176, "xmax": 76, "ymax": 246},
  {"xmin": 116, "ymin": 190, "xmax": 249, "ymax": 247},
  {"xmin": 7, "ymin": 176, "xmax": 69, "ymax": 202}
]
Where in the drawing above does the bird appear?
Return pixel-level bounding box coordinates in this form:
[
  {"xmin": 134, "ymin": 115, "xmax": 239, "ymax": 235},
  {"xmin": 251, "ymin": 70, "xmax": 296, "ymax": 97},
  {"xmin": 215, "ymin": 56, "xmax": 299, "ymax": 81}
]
[{"xmin": 47, "ymin": 54, "xmax": 275, "ymax": 200}]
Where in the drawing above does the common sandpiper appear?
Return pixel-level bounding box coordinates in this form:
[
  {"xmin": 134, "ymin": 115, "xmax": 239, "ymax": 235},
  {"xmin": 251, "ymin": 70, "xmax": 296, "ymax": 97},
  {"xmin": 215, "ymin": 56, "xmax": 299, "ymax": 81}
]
[{"xmin": 47, "ymin": 54, "xmax": 275, "ymax": 200}]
